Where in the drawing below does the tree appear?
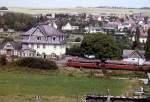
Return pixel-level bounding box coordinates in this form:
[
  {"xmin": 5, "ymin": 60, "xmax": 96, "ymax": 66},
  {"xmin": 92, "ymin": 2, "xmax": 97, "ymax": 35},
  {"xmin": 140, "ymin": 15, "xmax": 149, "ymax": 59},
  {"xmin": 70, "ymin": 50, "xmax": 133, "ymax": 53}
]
[
  {"xmin": 75, "ymin": 37, "xmax": 81, "ymax": 42},
  {"xmin": 0, "ymin": 12, "xmax": 38, "ymax": 31},
  {"xmin": 66, "ymin": 45, "xmax": 82, "ymax": 56},
  {"xmin": 0, "ymin": 55, "xmax": 7, "ymax": 66},
  {"xmin": 132, "ymin": 27, "xmax": 140, "ymax": 50},
  {"xmin": 2, "ymin": 37, "xmax": 14, "ymax": 44},
  {"xmin": 0, "ymin": 7, "xmax": 8, "ymax": 10},
  {"xmin": 145, "ymin": 28, "xmax": 150, "ymax": 60},
  {"xmin": 81, "ymin": 33, "xmax": 121, "ymax": 59}
]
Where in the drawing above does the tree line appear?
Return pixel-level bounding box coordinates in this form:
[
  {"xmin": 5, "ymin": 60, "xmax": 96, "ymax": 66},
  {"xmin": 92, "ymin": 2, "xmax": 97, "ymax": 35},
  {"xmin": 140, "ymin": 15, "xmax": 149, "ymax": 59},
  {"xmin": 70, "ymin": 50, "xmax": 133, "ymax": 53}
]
[{"xmin": 0, "ymin": 12, "xmax": 47, "ymax": 31}]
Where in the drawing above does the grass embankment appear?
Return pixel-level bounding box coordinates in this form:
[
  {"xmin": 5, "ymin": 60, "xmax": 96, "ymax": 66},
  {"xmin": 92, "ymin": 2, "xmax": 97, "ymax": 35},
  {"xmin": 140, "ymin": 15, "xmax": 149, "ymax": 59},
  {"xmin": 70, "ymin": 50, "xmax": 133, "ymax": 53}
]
[{"xmin": 0, "ymin": 66, "xmax": 134, "ymax": 102}]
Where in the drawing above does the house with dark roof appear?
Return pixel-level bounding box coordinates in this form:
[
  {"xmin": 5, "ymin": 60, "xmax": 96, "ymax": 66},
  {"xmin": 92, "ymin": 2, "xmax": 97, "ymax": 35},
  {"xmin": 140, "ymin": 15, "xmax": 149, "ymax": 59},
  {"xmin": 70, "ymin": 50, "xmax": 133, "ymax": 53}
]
[
  {"xmin": 122, "ymin": 50, "xmax": 145, "ymax": 65},
  {"xmin": 22, "ymin": 24, "xmax": 67, "ymax": 59},
  {"xmin": 0, "ymin": 41, "xmax": 21, "ymax": 61}
]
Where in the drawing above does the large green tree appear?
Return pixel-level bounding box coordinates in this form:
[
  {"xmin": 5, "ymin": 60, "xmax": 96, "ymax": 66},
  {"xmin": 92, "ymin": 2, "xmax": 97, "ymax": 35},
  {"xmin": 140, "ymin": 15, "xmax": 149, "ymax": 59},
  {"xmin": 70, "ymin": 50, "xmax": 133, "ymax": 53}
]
[
  {"xmin": 145, "ymin": 28, "xmax": 150, "ymax": 61},
  {"xmin": 81, "ymin": 33, "xmax": 121, "ymax": 59}
]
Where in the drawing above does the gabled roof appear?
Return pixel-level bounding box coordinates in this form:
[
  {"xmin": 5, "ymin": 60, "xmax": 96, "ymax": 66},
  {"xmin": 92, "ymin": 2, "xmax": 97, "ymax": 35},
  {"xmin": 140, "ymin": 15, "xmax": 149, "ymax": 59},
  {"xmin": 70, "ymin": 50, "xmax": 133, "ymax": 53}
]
[
  {"xmin": 23, "ymin": 24, "xmax": 65, "ymax": 36},
  {"xmin": 0, "ymin": 41, "xmax": 21, "ymax": 50},
  {"xmin": 123, "ymin": 50, "xmax": 145, "ymax": 59}
]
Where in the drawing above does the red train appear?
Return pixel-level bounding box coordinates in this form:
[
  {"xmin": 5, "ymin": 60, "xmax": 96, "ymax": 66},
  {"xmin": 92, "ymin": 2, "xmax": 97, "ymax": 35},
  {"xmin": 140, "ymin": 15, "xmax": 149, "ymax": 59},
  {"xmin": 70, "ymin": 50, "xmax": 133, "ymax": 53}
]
[{"xmin": 66, "ymin": 58, "xmax": 150, "ymax": 71}]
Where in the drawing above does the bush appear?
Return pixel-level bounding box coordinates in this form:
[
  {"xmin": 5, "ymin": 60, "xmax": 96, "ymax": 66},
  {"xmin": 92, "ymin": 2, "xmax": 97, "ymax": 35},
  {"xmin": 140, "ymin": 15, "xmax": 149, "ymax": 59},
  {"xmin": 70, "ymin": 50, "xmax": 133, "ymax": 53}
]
[
  {"xmin": 14, "ymin": 57, "xmax": 58, "ymax": 70},
  {"xmin": 0, "ymin": 55, "xmax": 7, "ymax": 66},
  {"xmin": 0, "ymin": 7, "xmax": 8, "ymax": 10},
  {"xmin": 75, "ymin": 37, "xmax": 81, "ymax": 42}
]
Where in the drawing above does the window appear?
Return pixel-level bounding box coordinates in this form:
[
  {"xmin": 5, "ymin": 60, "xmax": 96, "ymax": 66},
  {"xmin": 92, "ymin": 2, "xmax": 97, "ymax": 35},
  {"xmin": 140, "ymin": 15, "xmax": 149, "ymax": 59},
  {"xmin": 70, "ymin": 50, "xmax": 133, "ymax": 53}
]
[
  {"xmin": 14, "ymin": 51, "xmax": 18, "ymax": 55},
  {"xmin": 53, "ymin": 37, "xmax": 56, "ymax": 41},
  {"xmin": 23, "ymin": 53, "xmax": 25, "ymax": 57},
  {"xmin": 29, "ymin": 53, "xmax": 33, "ymax": 57},
  {"xmin": 43, "ymin": 44, "xmax": 46, "ymax": 49},
  {"xmin": 51, "ymin": 53, "xmax": 56, "ymax": 58},
  {"xmin": 54, "ymin": 45, "xmax": 56, "ymax": 49},
  {"xmin": 37, "ymin": 37, "xmax": 41, "ymax": 40},
  {"xmin": 37, "ymin": 53, "xmax": 40, "ymax": 56},
  {"xmin": 31, "ymin": 44, "xmax": 34, "ymax": 48},
  {"xmin": 37, "ymin": 44, "xmax": 40, "ymax": 48}
]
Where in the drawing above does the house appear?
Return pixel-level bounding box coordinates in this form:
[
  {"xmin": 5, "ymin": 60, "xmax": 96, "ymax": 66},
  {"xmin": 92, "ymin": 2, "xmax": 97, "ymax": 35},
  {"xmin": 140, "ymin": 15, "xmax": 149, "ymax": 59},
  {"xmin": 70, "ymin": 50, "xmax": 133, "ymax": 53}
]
[
  {"xmin": 62, "ymin": 22, "xmax": 79, "ymax": 31},
  {"xmin": 7, "ymin": 29, "xmax": 15, "ymax": 33},
  {"xmin": 22, "ymin": 24, "xmax": 67, "ymax": 59},
  {"xmin": 0, "ymin": 41, "xmax": 21, "ymax": 61},
  {"xmin": 85, "ymin": 26, "xmax": 105, "ymax": 33},
  {"xmin": 139, "ymin": 30, "xmax": 148, "ymax": 43},
  {"xmin": 132, "ymin": 29, "xmax": 148, "ymax": 43},
  {"xmin": 122, "ymin": 50, "xmax": 145, "ymax": 65}
]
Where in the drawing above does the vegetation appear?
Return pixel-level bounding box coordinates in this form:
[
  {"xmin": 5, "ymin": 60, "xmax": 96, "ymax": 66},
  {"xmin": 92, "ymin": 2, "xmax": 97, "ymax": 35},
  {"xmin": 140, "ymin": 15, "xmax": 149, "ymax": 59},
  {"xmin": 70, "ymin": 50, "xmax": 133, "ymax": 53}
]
[
  {"xmin": 66, "ymin": 45, "xmax": 82, "ymax": 56},
  {"xmin": 81, "ymin": 33, "xmax": 121, "ymax": 59},
  {"xmin": 132, "ymin": 27, "xmax": 140, "ymax": 50},
  {"xmin": 2, "ymin": 37, "xmax": 14, "ymax": 44},
  {"xmin": 74, "ymin": 37, "xmax": 81, "ymax": 42},
  {"xmin": 6, "ymin": 7, "xmax": 150, "ymax": 16},
  {"xmin": 145, "ymin": 28, "xmax": 150, "ymax": 61},
  {"xmin": 0, "ymin": 7, "xmax": 8, "ymax": 10},
  {"xmin": 14, "ymin": 57, "xmax": 58, "ymax": 70},
  {"xmin": 0, "ymin": 66, "xmax": 128, "ymax": 98},
  {"xmin": 0, "ymin": 55, "xmax": 7, "ymax": 66},
  {"xmin": 0, "ymin": 12, "xmax": 47, "ymax": 31},
  {"xmin": 67, "ymin": 33, "xmax": 121, "ymax": 59}
]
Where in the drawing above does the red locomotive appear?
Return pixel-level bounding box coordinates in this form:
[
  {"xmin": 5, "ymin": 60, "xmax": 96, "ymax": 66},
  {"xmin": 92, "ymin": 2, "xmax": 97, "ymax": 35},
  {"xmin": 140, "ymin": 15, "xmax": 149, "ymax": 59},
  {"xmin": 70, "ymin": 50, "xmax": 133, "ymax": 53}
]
[{"xmin": 66, "ymin": 57, "xmax": 150, "ymax": 71}]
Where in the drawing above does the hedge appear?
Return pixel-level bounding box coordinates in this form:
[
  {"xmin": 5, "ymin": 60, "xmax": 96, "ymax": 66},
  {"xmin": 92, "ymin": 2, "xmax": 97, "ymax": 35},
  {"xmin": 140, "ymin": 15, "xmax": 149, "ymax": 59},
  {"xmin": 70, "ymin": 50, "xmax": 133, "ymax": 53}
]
[{"xmin": 14, "ymin": 57, "xmax": 58, "ymax": 70}]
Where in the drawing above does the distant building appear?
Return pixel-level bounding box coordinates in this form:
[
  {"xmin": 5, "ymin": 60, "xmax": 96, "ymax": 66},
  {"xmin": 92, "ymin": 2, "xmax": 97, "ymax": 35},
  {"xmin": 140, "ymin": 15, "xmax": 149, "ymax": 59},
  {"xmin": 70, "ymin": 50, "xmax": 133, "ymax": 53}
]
[
  {"xmin": 62, "ymin": 22, "xmax": 79, "ymax": 31},
  {"xmin": 0, "ymin": 41, "xmax": 21, "ymax": 61},
  {"xmin": 85, "ymin": 26, "xmax": 105, "ymax": 33},
  {"xmin": 122, "ymin": 50, "xmax": 145, "ymax": 65}
]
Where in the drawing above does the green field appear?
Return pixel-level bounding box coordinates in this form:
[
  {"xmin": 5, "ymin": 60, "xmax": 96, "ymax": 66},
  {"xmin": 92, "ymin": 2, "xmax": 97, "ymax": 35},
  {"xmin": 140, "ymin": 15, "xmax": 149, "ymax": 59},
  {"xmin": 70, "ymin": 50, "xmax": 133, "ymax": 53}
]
[
  {"xmin": 2, "ymin": 7, "xmax": 150, "ymax": 16},
  {"xmin": 0, "ymin": 66, "xmax": 130, "ymax": 102}
]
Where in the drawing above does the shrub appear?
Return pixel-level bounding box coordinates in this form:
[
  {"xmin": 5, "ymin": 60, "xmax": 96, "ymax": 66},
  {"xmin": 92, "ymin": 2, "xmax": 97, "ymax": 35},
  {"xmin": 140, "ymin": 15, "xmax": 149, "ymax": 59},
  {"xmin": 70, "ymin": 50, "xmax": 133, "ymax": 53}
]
[
  {"xmin": 0, "ymin": 7, "xmax": 8, "ymax": 10},
  {"xmin": 75, "ymin": 37, "xmax": 81, "ymax": 42},
  {"xmin": 14, "ymin": 57, "xmax": 58, "ymax": 70},
  {"xmin": 0, "ymin": 55, "xmax": 7, "ymax": 66}
]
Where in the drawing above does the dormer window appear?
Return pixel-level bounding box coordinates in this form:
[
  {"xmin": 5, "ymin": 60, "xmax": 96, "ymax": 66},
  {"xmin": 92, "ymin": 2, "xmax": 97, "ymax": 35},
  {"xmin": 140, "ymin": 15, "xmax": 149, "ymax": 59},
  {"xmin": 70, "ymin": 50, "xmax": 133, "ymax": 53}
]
[{"xmin": 37, "ymin": 37, "xmax": 41, "ymax": 40}]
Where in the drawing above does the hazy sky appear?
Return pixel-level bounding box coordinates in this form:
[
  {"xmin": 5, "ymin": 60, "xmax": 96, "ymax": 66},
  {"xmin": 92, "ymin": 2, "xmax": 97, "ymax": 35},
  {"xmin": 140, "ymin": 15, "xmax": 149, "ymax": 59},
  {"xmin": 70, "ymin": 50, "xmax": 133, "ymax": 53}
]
[{"xmin": 0, "ymin": 0, "xmax": 150, "ymax": 8}]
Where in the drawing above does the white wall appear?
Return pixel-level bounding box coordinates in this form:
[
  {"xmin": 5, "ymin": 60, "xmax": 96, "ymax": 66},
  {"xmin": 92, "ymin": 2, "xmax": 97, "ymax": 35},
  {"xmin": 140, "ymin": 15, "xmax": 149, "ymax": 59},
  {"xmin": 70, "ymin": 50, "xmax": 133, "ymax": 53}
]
[
  {"xmin": 139, "ymin": 37, "xmax": 147, "ymax": 43},
  {"xmin": 29, "ymin": 44, "xmax": 66, "ymax": 56},
  {"xmin": 123, "ymin": 58, "xmax": 145, "ymax": 65},
  {"xmin": 132, "ymin": 37, "xmax": 147, "ymax": 43}
]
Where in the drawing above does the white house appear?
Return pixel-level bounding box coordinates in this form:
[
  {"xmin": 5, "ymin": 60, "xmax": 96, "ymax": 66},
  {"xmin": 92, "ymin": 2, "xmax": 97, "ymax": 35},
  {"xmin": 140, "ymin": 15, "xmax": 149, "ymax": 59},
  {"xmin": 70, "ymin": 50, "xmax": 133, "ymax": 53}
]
[
  {"xmin": 85, "ymin": 26, "xmax": 105, "ymax": 33},
  {"xmin": 132, "ymin": 29, "xmax": 148, "ymax": 43},
  {"xmin": 22, "ymin": 24, "xmax": 67, "ymax": 59},
  {"xmin": 62, "ymin": 22, "xmax": 79, "ymax": 31},
  {"xmin": 122, "ymin": 50, "xmax": 145, "ymax": 65}
]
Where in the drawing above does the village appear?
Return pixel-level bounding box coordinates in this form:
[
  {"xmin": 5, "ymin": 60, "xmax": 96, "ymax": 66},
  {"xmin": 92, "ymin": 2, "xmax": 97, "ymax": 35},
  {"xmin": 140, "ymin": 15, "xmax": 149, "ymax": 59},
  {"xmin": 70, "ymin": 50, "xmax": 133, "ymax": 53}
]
[
  {"xmin": 0, "ymin": 4, "xmax": 150, "ymax": 102},
  {"xmin": 0, "ymin": 11, "xmax": 150, "ymax": 65}
]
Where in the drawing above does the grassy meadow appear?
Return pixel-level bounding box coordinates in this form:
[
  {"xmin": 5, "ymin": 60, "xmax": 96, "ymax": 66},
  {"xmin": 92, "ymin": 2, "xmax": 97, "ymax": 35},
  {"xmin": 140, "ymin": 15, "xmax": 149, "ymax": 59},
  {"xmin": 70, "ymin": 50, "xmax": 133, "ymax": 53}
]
[
  {"xmin": 0, "ymin": 66, "xmax": 135, "ymax": 102},
  {"xmin": 1, "ymin": 7, "xmax": 149, "ymax": 16}
]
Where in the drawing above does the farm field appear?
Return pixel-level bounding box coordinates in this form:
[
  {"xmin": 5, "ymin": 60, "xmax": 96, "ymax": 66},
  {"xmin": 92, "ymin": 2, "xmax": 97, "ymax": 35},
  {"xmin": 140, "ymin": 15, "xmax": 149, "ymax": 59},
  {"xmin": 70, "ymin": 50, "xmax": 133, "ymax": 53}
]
[
  {"xmin": 0, "ymin": 66, "xmax": 136, "ymax": 102},
  {"xmin": 2, "ymin": 7, "xmax": 150, "ymax": 16}
]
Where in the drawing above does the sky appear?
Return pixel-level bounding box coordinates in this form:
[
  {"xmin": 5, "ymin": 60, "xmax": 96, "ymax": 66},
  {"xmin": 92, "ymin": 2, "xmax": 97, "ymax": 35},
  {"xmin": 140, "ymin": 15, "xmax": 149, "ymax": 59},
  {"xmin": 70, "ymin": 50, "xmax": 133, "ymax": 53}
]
[{"xmin": 0, "ymin": 0, "xmax": 150, "ymax": 8}]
